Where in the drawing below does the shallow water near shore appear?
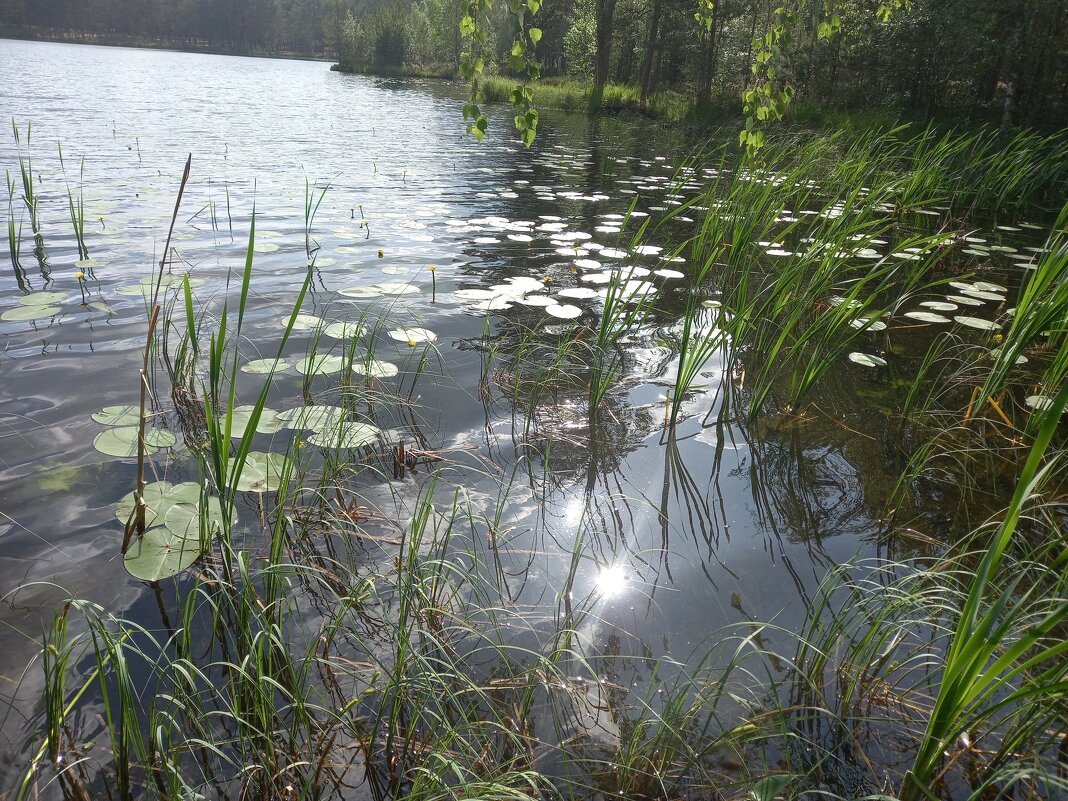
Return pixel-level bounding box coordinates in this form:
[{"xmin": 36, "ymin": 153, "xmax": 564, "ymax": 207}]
[{"xmin": 1, "ymin": 38, "xmax": 1059, "ymax": 797}]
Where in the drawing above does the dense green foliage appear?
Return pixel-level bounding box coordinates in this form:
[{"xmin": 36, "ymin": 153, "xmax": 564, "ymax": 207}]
[{"xmin": 3, "ymin": 0, "xmax": 1067, "ymax": 129}]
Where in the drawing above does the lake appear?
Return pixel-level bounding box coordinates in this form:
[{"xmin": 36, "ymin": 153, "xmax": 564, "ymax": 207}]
[{"xmin": 0, "ymin": 38, "xmax": 1056, "ymax": 799}]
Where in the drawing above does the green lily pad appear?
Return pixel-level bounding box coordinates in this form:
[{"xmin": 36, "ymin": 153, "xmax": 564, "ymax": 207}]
[
  {"xmin": 848, "ymin": 317, "xmax": 887, "ymax": 332},
  {"xmin": 92, "ymin": 405, "xmax": 140, "ymax": 426},
  {"xmin": 284, "ymin": 313, "xmax": 324, "ymax": 332},
  {"xmin": 19, "ymin": 292, "xmax": 69, "ymax": 306},
  {"xmin": 94, "ymin": 427, "xmax": 152, "ymax": 458},
  {"xmin": 388, "ymin": 327, "xmax": 437, "ymax": 344},
  {"xmin": 295, "ymin": 355, "xmax": 346, "ymax": 375},
  {"xmin": 279, "ymin": 405, "xmax": 347, "ymax": 432},
  {"xmin": 308, "ymin": 422, "xmax": 382, "ymax": 449},
  {"xmin": 123, "ymin": 527, "xmax": 201, "ymax": 581},
  {"xmin": 114, "ymin": 481, "xmax": 201, "ymax": 528},
  {"xmin": 954, "ymin": 316, "xmax": 1001, "ymax": 331},
  {"xmin": 847, "ymin": 352, "xmax": 887, "ymax": 368},
  {"xmin": 144, "ymin": 429, "xmax": 177, "ymax": 448},
  {"xmin": 94, "ymin": 427, "xmax": 174, "ymax": 457},
  {"xmin": 903, "ymin": 311, "xmax": 951, "ymax": 323},
  {"xmin": 323, "ymin": 321, "xmax": 366, "ymax": 340},
  {"xmin": 163, "ymin": 499, "xmax": 234, "ymax": 539},
  {"xmin": 241, "ymin": 358, "xmax": 292, "ymax": 375},
  {"xmin": 232, "ymin": 451, "xmax": 291, "ymax": 493},
  {"xmin": 338, "ymin": 286, "xmax": 383, "ymax": 300},
  {"xmin": 253, "ymin": 242, "xmax": 280, "ymax": 253},
  {"xmin": 351, "ymin": 359, "xmax": 399, "ymax": 378},
  {"xmin": 2, "ymin": 305, "xmax": 61, "ymax": 321},
  {"xmin": 219, "ymin": 405, "xmax": 284, "ymax": 437}
]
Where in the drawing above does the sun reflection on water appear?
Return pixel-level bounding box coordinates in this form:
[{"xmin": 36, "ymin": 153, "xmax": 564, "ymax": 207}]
[{"xmin": 594, "ymin": 564, "xmax": 628, "ymax": 599}]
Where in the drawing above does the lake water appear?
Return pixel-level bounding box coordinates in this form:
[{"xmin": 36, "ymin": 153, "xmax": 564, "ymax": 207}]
[{"xmin": 0, "ymin": 39, "xmax": 1040, "ymax": 794}]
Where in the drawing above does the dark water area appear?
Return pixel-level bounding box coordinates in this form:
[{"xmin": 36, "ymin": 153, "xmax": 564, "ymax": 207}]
[{"xmin": 0, "ymin": 39, "xmax": 1050, "ymax": 793}]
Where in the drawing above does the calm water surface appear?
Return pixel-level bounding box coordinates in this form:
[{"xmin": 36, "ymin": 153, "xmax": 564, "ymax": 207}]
[{"xmin": 0, "ymin": 39, "xmax": 945, "ymax": 784}]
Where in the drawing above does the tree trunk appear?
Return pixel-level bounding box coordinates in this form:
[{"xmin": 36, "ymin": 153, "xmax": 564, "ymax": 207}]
[
  {"xmin": 694, "ymin": 2, "xmax": 719, "ymax": 112},
  {"xmin": 590, "ymin": 0, "xmax": 616, "ymax": 111},
  {"xmin": 999, "ymin": 12, "xmax": 1024, "ymax": 132},
  {"xmin": 638, "ymin": 0, "xmax": 663, "ymax": 109}
]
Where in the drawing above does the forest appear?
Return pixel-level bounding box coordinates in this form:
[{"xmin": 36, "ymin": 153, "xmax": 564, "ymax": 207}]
[{"xmin": 2, "ymin": 0, "xmax": 1067, "ymax": 130}]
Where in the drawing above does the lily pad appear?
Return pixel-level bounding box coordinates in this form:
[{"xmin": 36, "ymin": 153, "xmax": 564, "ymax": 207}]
[
  {"xmin": 284, "ymin": 313, "xmax": 324, "ymax": 332},
  {"xmin": 295, "ymin": 355, "xmax": 346, "ymax": 375},
  {"xmin": 903, "ymin": 311, "xmax": 951, "ymax": 323},
  {"xmin": 92, "ymin": 405, "xmax": 141, "ymax": 426},
  {"xmin": 18, "ymin": 292, "xmax": 69, "ymax": 306},
  {"xmin": 351, "ymin": 359, "xmax": 399, "ymax": 378},
  {"xmin": 232, "ymin": 451, "xmax": 291, "ymax": 493},
  {"xmin": 308, "ymin": 422, "xmax": 382, "ymax": 449},
  {"xmin": 144, "ymin": 429, "xmax": 177, "ymax": 448},
  {"xmin": 2, "ymin": 305, "xmax": 61, "ymax": 321},
  {"xmin": 848, "ymin": 318, "xmax": 887, "ymax": 332},
  {"xmin": 388, "ymin": 327, "xmax": 437, "ymax": 344},
  {"xmin": 338, "ymin": 286, "xmax": 383, "ymax": 300},
  {"xmin": 954, "ymin": 316, "xmax": 1001, "ymax": 331},
  {"xmin": 114, "ymin": 481, "xmax": 202, "ymax": 528},
  {"xmin": 163, "ymin": 500, "xmax": 233, "ymax": 539},
  {"xmin": 545, "ymin": 304, "xmax": 582, "ymax": 319},
  {"xmin": 253, "ymin": 242, "xmax": 280, "ymax": 253},
  {"xmin": 241, "ymin": 358, "xmax": 292, "ymax": 375},
  {"xmin": 279, "ymin": 405, "xmax": 347, "ymax": 432},
  {"xmin": 848, "ymin": 352, "xmax": 887, "ymax": 368},
  {"xmin": 556, "ymin": 287, "xmax": 599, "ymax": 300},
  {"xmin": 323, "ymin": 321, "xmax": 366, "ymax": 340},
  {"xmin": 1024, "ymin": 395, "xmax": 1060, "ymax": 412},
  {"xmin": 376, "ymin": 282, "xmax": 420, "ymax": 296},
  {"xmin": 220, "ymin": 405, "xmax": 284, "ymax": 437},
  {"xmin": 94, "ymin": 427, "xmax": 153, "ymax": 458},
  {"xmin": 124, "ymin": 527, "xmax": 202, "ymax": 581}
]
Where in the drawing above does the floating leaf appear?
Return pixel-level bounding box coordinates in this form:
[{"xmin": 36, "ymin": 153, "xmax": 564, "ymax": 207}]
[
  {"xmin": 232, "ymin": 451, "xmax": 291, "ymax": 493},
  {"xmin": 220, "ymin": 405, "xmax": 284, "ymax": 437},
  {"xmin": 848, "ymin": 352, "xmax": 887, "ymax": 367},
  {"xmin": 388, "ymin": 327, "xmax": 437, "ymax": 344},
  {"xmin": 903, "ymin": 311, "xmax": 951, "ymax": 323},
  {"xmin": 163, "ymin": 499, "xmax": 233, "ymax": 539},
  {"xmin": 954, "ymin": 315, "xmax": 1001, "ymax": 331},
  {"xmin": 376, "ymin": 282, "xmax": 420, "ymax": 295},
  {"xmin": 556, "ymin": 287, "xmax": 598, "ymax": 300},
  {"xmin": 351, "ymin": 359, "xmax": 399, "ymax": 378},
  {"xmin": 1024, "ymin": 395, "xmax": 1060, "ymax": 412},
  {"xmin": 253, "ymin": 242, "xmax": 280, "ymax": 253},
  {"xmin": 2, "ymin": 305, "xmax": 60, "ymax": 321},
  {"xmin": 323, "ymin": 321, "xmax": 366, "ymax": 340},
  {"xmin": 123, "ymin": 527, "xmax": 201, "ymax": 581},
  {"xmin": 338, "ymin": 286, "xmax": 383, "ymax": 300},
  {"xmin": 960, "ymin": 288, "xmax": 1006, "ymax": 302},
  {"xmin": 279, "ymin": 405, "xmax": 348, "ymax": 432},
  {"xmin": 284, "ymin": 313, "xmax": 324, "ymax": 331},
  {"xmin": 295, "ymin": 355, "xmax": 346, "ymax": 375},
  {"xmin": 114, "ymin": 481, "xmax": 202, "ymax": 528},
  {"xmin": 241, "ymin": 358, "xmax": 292, "ymax": 375},
  {"xmin": 308, "ymin": 422, "xmax": 382, "ymax": 449},
  {"xmin": 18, "ymin": 292, "xmax": 69, "ymax": 306},
  {"xmin": 92, "ymin": 405, "xmax": 140, "ymax": 426},
  {"xmin": 545, "ymin": 304, "xmax": 582, "ymax": 319},
  {"xmin": 848, "ymin": 317, "xmax": 887, "ymax": 332},
  {"xmin": 144, "ymin": 429, "xmax": 177, "ymax": 448},
  {"xmin": 94, "ymin": 426, "xmax": 152, "ymax": 458}
]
